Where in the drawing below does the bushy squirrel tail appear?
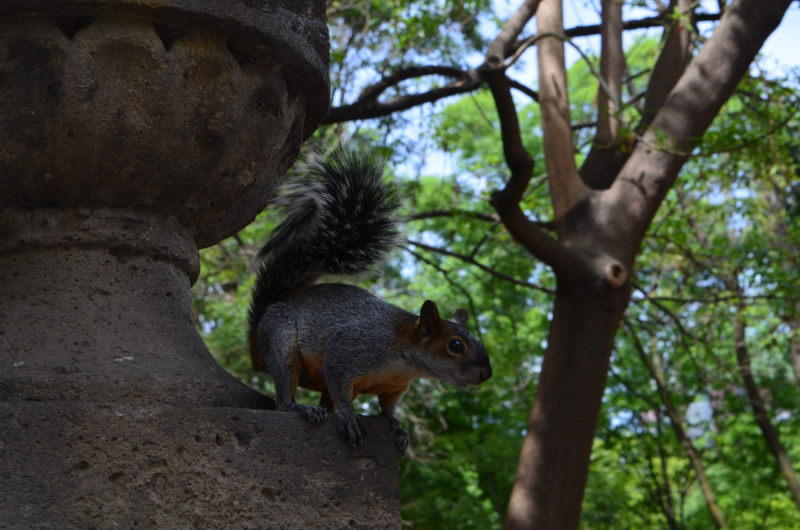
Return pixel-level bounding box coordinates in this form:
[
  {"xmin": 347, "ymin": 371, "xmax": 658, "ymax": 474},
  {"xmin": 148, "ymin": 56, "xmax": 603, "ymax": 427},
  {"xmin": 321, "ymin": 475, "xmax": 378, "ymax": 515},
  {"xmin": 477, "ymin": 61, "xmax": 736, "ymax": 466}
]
[{"xmin": 247, "ymin": 146, "xmax": 402, "ymax": 348}]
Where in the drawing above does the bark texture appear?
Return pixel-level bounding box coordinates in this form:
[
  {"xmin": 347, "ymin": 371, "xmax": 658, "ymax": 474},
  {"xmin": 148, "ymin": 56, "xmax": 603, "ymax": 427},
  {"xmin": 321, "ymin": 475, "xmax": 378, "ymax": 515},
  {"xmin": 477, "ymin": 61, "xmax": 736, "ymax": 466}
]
[
  {"xmin": 595, "ymin": 0, "xmax": 624, "ymax": 147},
  {"xmin": 504, "ymin": 286, "xmax": 630, "ymax": 530}
]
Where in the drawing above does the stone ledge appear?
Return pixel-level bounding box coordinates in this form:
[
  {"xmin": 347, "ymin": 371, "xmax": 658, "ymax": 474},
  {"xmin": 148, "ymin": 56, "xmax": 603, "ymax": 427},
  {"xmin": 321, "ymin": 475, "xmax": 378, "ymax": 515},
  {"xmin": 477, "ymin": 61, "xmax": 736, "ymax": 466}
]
[{"xmin": 0, "ymin": 401, "xmax": 402, "ymax": 530}]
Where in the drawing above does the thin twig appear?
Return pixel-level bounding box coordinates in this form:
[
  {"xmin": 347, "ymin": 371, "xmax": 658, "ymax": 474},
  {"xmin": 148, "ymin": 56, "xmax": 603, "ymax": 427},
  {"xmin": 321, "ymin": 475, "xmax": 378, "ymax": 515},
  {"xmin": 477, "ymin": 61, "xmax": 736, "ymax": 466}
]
[
  {"xmin": 407, "ymin": 209, "xmax": 500, "ymax": 222},
  {"xmin": 407, "ymin": 239, "xmax": 555, "ymax": 294}
]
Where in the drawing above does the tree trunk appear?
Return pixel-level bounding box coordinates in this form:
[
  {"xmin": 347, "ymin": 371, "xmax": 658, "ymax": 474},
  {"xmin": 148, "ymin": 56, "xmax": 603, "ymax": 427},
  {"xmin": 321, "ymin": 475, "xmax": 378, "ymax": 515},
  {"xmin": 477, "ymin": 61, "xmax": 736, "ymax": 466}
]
[
  {"xmin": 487, "ymin": 2, "xmax": 792, "ymax": 529},
  {"xmin": 734, "ymin": 316, "xmax": 800, "ymax": 511},
  {"xmin": 504, "ymin": 282, "xmax": 629, "ymax": 530}
]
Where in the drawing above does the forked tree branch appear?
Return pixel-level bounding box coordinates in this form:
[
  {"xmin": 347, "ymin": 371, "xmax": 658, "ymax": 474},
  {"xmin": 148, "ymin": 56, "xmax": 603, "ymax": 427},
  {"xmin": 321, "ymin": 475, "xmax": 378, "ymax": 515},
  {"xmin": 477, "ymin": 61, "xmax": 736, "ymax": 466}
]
[
  {"xmin": 322, "ymin": 69, "xmax": 482, "ymax": 124},
  {"xmin": 479, "ymin": 0, "xmax": 584, "ymax": 278},
  {"xmin": 605, "ymin": 0, "xmax": 793, "ymax": 263},
  {"xmin": 357, "ymin": 65, "xmax": 467, "ymax": 101},
  {"xmin": 483, "ymin": 68, "xmax": 578, "ymax": 277}
]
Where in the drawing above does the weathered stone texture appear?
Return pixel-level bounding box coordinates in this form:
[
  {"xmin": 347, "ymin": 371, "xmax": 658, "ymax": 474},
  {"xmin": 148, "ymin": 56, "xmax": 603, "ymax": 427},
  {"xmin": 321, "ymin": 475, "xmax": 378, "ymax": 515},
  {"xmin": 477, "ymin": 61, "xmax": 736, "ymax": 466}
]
[
  {"xmin": 0, "ymin": 0, "xmax": 330, "ymax": 247},
  {"xmin": 0, "ymin": 1, "xmax": 402, "ymax": 528},
  {"xmin": 0, "ymin": 403, "xmax": 402, "ymax": 529},
  {"xmin": 0, "ymin": 207, "xmax": 272, "ymax": 409}
]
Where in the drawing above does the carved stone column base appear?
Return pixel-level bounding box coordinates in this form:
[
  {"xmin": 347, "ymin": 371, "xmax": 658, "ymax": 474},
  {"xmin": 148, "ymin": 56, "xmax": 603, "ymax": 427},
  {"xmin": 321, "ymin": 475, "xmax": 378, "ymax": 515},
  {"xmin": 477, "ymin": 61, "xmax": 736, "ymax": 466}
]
[{"xmin": 0, "ymin": 207, "xmax": 271, "ymax": 408}]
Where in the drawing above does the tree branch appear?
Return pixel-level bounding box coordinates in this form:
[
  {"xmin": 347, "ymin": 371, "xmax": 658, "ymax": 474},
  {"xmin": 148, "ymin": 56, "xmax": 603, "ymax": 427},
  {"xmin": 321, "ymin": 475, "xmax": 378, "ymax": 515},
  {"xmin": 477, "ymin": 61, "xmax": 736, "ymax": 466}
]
[
  {"xmin": 536, "ymin": 0, "xmax": 589, "ymax": 222},
  {"xmin": 407, "ymin": 209, "xmax": 500, "ymax": 223},
  {"xmin": 483, "ymin": 69, "xmax": 579, "ymax": 278},
  {"xmin": 406, "ymin": 239, "xmax": 555, "ymax": 294},
  {"xmin": 733, "ymin": 311, "xmax": 800, "ymax": 511},
  {"xmin": 508, "ymin": 78, "xmax": 539, "ymax": 101},
  {"xmin": 322, "ymin": 13, "xmax": 723, "ymax": 126},
  {"xmin": 639, "ymin": 0, "xmax": 696, "ymax": 132},
  {"xmin": 408, "ymin": 209, "xmax": 557, "ymax": 230},
  {"xmin": 322, "ymin": 69, "xmax": 482, "ymax": 124},
  {"xmin": 624, "ymin": 321, "xmax": 730, "ymax": 529},
  {"xmin": 357, "ymin": 65, "xmax": 467, "ymax": 101},
  {"xmin": 572, "ymin": 120, "xmax": 597, "ymax": 131},
  {"xmin": 485, "ymin": 0, "xmax": 543, "ymax": 69},
  {"xmin": 595, "ymin": 0, "xmax": 624, "ymax": 147},
  {"xmin": 560, "ymin": 11, "xmax": 721, "ymax": 39},
  {"xmin": 579, "ymin": 0, "xmax": 628, "ymax": 190}
]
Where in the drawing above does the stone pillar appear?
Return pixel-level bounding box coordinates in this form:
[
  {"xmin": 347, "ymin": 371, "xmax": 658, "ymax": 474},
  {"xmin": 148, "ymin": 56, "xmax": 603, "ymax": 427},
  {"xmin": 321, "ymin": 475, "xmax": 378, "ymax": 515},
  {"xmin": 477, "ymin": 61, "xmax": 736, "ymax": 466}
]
[{"xmin": 0, "ymin": 2, "xmax": 401, "ymax": 528}]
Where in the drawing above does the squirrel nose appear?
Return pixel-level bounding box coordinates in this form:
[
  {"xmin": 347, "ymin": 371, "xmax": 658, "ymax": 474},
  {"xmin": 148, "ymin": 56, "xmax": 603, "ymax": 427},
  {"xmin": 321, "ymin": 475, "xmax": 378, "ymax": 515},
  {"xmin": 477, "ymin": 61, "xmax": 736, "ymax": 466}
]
[{"xmin": 479, "ymin": 365, "xmax": 492, "ymax": 383}]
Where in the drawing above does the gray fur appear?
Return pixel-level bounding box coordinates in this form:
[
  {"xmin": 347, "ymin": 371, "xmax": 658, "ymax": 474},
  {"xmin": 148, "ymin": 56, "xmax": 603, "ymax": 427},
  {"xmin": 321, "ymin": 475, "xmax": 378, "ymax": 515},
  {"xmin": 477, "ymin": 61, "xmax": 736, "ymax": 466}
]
[
  {"xmin": 249, "ymin": 147, "xmax": 491, "ymax": 454},
  {"xmin": 255, "ymin": 284, "xmax": 492, "ymax": 453}
]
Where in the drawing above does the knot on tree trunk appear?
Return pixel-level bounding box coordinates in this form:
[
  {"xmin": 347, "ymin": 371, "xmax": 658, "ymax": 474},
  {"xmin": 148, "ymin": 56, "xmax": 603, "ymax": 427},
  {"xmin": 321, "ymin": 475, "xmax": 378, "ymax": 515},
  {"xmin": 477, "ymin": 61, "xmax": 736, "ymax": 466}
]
[
  {"xmin": 604, "ymin": 259, "xmax": 627, "ymax": 288},
  {"xmin": 580, "ymin": 252, "xmax": 628, "ymax": 290}
]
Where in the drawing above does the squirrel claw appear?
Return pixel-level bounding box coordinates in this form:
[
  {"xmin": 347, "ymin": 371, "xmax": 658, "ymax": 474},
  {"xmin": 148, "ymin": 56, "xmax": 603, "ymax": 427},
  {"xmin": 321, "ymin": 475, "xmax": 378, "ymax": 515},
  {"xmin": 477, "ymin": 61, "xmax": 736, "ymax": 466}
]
[
  {"xmin": 381, "ymin": 411, "xmax": 401, "ymax": 432},
  {"xmin": 394, "ymin": 427, "xmax": 409, "ymax": 456},
  {"xmin": 338, "ymin": 413, "xmax": 367, "ymax": 447},
  {"xmin": 381, "ymin": 412, "xmax": 408, "ymax": 455},
  {"xmin": 284, "ymin": 403, "xmax": 327, "ymax": 423}
]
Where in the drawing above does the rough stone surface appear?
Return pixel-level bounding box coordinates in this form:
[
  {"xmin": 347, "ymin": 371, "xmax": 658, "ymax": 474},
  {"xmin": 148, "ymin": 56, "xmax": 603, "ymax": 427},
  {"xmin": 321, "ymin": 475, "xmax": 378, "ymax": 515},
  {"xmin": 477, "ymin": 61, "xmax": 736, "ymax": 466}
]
[
  {"xmin": 0, "ymin": 402, "xmax": 402, "ymax": 529},
  {"xmin": 0, "ymin": 1, "xmax": 403, "ymax": 527},
  {"xmin": 0, "ymin": 207, "xmax": 273, "ymax": 409},
  {"xmin": 0, "ymin": 0, "xmax": 329, "ymax": 248}
]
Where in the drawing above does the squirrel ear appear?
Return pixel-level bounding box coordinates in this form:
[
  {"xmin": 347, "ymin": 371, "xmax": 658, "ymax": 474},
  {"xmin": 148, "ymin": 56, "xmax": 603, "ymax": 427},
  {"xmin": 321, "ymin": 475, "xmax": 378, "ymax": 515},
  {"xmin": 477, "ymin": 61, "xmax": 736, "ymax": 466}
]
[
  {"xmin": 452, "ymin": 308, "xmax": 469, "ymax": 327},
  {"xmin": 419, "ymin": 300, "xmax": 441, "ymax": 336}
]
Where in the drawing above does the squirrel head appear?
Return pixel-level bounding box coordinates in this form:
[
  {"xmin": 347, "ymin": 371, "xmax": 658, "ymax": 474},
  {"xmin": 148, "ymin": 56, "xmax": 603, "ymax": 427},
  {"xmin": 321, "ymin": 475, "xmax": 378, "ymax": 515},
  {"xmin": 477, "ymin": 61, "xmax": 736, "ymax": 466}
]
[{"xmin": 413, "ymin": 300, "xmax": 492, "ymax": 388}]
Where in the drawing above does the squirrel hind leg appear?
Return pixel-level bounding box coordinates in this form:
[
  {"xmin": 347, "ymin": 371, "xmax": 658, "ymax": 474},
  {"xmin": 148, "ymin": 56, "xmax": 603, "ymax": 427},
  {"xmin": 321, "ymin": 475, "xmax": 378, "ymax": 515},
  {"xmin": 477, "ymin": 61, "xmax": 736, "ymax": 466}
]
[
  {"xmin": 256, "ymin": 305, "xmax": 328, "ymax": 424},
  {"xmin": 319, "ymin": 389, "xmax": 336, "ymax": 412},
  {"xmin": 256, "ymin": 304, "xmax": 303, "ymax": 409}
]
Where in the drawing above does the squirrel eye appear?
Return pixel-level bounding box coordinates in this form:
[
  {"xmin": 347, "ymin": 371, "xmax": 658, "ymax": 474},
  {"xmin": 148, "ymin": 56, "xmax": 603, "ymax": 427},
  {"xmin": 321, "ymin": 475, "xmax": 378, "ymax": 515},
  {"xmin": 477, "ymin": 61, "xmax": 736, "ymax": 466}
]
[{"xmin": 448, "ymin": 339, "xmax": 465, "ymax": 354}]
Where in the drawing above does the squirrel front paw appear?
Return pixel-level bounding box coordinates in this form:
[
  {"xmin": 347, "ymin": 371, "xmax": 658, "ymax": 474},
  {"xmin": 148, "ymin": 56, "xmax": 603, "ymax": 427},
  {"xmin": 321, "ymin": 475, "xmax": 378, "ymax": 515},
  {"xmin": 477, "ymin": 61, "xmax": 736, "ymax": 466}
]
[
  {"xmin": 382, "ymin": 412, "xmax": 409, "ymax": 456},
  {"xmin": 280, "ymin": 403, "xmax": 328, "ymax": 423},
  {"xmin": 338, "ymin": 411, "xmax": 368, "ymax": 446},
  {"xmin": 393, "ymin": 426, "xmax": 409, "ymax": 456}
]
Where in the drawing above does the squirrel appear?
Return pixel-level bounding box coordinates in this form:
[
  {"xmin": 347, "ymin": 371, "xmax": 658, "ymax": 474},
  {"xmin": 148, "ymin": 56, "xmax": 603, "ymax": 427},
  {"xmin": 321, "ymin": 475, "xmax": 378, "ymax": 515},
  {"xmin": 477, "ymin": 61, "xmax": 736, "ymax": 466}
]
[{"xmin": 247, "ymin": 146, "xmax": 492, "ymax": 455}]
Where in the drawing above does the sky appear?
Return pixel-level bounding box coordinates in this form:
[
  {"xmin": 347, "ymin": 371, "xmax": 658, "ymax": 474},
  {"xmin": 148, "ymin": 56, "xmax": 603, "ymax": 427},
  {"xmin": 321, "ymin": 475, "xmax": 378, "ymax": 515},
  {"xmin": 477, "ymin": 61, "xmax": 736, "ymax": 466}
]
[{"xmin": 493, "ymin": 0, "xmax": 800, "ymax": 73}]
